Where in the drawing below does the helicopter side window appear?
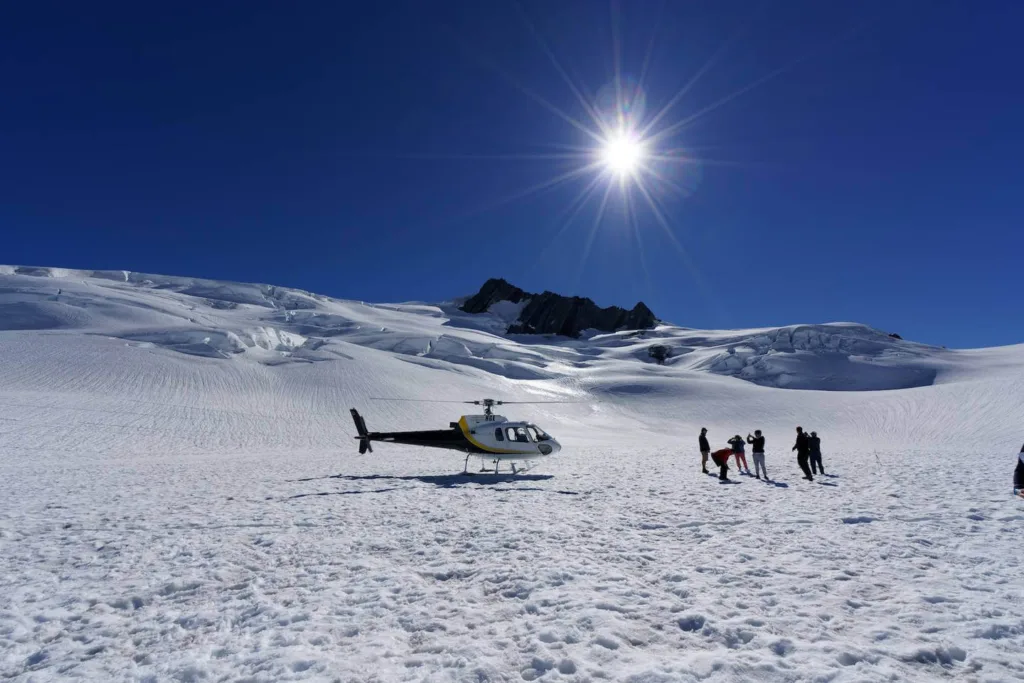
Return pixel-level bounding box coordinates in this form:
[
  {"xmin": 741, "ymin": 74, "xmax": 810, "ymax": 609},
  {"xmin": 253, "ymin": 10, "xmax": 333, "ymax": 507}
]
[
  {"xmin": 515, "ymin": 427, "xmax": 531, "ymax": 443},
  {"xmin": 506, "ymin": 427, "xmax": 517, "ymax": 442},
  {"xmin": 494, "ymin": 428, "xmax": 504, "ymax": 442}
]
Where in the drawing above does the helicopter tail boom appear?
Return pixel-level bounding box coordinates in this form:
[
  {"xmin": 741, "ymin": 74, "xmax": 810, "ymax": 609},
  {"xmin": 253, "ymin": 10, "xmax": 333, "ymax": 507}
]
[{"xmin": 350, "ymin": 408, "xmax": 373, "ymax": 454}]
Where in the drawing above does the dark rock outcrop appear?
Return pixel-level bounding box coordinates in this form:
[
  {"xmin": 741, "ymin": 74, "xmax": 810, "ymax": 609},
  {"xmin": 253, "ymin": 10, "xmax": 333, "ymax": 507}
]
[
  {"xmin": 460, "ymin": 278, "xmax": 657, "ymax": 338},
  {"xmin": 648, "ymin": 344, "xmax": 671, "ymax": 364},
  {"xmin": 460, "ymin": 278, "xmax": 530, "ymax": 313}
]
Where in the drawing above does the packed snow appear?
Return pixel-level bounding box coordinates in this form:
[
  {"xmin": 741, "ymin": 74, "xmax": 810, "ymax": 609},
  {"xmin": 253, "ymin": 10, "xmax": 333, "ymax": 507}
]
[{"xmin": 1, "ymin": 266, "xmax": 1022, "ymax": 682}]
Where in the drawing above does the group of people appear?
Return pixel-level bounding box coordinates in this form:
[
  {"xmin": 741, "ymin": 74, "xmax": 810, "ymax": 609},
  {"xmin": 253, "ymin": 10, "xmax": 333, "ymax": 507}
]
[
  {"xmin": 698, "ymin": 426, "xmax": 824, "ymax": 483},
  {"xmin": 699, "ymin": 430, "xmax": 1024, "ymax": 495}
]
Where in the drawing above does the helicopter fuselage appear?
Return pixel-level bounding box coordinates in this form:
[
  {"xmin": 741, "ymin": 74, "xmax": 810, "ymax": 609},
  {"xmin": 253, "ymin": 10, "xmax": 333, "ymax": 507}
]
[{"xmin": 350, "ymin": 410, "xmax": 561, "ymax": 460}]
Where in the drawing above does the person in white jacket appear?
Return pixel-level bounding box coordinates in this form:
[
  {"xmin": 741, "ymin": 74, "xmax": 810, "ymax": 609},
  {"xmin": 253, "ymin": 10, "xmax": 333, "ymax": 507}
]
[{"xmin": 1015, "ymin": 443, "xmax": 1024, "ymax": 497}]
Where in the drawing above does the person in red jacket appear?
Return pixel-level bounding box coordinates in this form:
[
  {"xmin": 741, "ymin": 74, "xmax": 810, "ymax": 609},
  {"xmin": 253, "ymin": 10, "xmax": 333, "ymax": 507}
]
[{"xmin": 710, "ymin": 447, "xmax": 732, "ymax": 481}]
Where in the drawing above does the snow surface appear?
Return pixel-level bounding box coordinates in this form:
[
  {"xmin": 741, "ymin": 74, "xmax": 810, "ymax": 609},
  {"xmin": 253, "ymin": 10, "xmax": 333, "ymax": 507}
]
[{"xmin": 1, "ymin": 266, "xmax": 1023, "ymax": 682}]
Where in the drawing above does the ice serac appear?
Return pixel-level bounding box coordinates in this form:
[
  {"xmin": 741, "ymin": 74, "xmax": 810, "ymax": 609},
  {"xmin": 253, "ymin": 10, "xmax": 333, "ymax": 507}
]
[{"xmin": 460, "ymin": 277, "xmax": 656, "ymax": 338}]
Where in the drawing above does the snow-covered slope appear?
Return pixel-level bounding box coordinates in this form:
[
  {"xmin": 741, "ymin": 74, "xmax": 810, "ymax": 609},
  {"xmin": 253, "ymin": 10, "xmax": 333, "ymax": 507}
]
[
  {"xmin": 1, "ymin": 265, "xmax": 1020, "ymax": 447},
  {"xmin": 2, "ymin": 265, "xmax": 1023, "ymax": 682}
]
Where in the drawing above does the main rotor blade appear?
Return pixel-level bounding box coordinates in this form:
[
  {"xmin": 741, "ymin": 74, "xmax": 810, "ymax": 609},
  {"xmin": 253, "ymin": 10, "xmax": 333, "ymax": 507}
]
[
  {"xmin": 497, "ymin": 400, "xmax": 593, "ymax": 404},
  {"xmin": 368, "ymin": 397, "xmax": 596, "ymax": 405},
  {"xmin": 369, "ymin": 398, "xmax": 471, "ymax": 403}
]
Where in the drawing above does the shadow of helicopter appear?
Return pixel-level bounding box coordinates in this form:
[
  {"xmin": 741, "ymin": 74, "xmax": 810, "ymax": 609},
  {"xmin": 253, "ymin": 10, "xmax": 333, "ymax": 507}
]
[
  {"xmin": 298, "ymin": 473, "xmax": 552, "ymax": 486},
  {"xmin": 289, "ymin": 473, "xmax": 578, "ymax": 496}
]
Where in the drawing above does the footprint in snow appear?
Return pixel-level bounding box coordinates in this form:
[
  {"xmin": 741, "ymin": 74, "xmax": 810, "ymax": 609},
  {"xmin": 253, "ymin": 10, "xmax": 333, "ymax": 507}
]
[
  {"xmin": 678, "ymin": 615, "xmax": 706, "ymax": 632},
  {"xmin": 592, "ymin": 635, "xmax": 619, "ymax": 650},
  {"xmin": 841, "ymin": 516, "xmax": 875, "ymax": 524}
]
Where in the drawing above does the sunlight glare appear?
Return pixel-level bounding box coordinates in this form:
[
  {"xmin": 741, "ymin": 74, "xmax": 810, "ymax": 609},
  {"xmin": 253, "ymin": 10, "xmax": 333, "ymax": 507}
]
[{"xmin": 601, "ymin": 133, "xmax": 644, "ymax": 176}]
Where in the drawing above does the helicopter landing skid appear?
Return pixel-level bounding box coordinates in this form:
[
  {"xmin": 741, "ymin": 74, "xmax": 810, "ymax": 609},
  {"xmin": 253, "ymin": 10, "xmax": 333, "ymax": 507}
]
[{"xmin": 462, "ymin": 454, "xmax": 536, "ymax": 475}]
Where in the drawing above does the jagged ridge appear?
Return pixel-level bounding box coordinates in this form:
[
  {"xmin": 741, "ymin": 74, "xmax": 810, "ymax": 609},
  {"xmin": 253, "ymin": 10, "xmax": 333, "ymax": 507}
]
[{"xmin": 460, "ymin": 277, "xmax": 656, "ymax": 338}]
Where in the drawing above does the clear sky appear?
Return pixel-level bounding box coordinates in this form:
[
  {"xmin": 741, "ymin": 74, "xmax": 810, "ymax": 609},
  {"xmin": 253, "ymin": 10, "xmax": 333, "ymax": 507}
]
[{"xmin": 2, "ymin": 1, "xmax": 1021, "ymax": 349}]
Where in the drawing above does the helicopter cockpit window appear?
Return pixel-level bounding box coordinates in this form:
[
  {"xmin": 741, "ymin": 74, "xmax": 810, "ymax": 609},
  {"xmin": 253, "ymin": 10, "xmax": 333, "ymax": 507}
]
[
  {"xmin": 515, "ymin": 427, "xmax": 531, "ymax": 443},
  {"xmin": 494, "ymin": 428, "xmax": 504, "ymax": 442},
  {"xmin": 526, "ymin": 424, "xmax": 550, "ymax": 441}
]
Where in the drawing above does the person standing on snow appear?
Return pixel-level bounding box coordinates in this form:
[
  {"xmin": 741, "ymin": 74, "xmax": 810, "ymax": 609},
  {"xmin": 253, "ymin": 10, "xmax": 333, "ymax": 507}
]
[
  {"xmin": 747, "ymin": 430, "xmax": 768, "ymax": 480},
  {"xmin": 728, "ymin": 434, "xmax": 750, "ymax": 474},
  {"xmin": 809, "ymin": 431, "xmax": 824, "ymax": 475},
  {"xmin": 710, "ymin": 446, "xmax": 732, "ymax": 481},
  {"xmin": 1015, "ymin": 443, "xmax": 1024, "ymax": 497},
  {"xmin": 792, "ymin": 426, "xmax": 813, "ymax": 481},
  {"xmin": 699, "ymin": 428, "xmax": 711, "ymax": 474}
]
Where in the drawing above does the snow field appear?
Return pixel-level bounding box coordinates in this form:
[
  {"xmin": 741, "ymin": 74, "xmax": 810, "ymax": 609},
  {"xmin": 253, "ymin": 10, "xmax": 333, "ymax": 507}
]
[
  {"xmin": 3, "ymin": 446, "xmax": 1023, "ymax": 682},
  {"xmin": 1, "ymin": 266, "xmax": 1023, "ymax": 681}
]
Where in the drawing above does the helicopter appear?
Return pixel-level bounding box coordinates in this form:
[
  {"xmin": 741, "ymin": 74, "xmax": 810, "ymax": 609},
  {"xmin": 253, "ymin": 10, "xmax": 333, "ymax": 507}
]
[{"xmin": 349, "ymin": 398, "xmax": 565, "ymax": 474}]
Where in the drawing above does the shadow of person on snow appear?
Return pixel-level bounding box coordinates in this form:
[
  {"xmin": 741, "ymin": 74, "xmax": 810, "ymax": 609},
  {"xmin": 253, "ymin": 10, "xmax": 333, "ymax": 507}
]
[
  {"xmin": 709, "ymin": 472, "xmax": 788, "ymax": 488},
  {"xmin": 289, "ymin": 486, "xmax": 415, "ymax": 499}
]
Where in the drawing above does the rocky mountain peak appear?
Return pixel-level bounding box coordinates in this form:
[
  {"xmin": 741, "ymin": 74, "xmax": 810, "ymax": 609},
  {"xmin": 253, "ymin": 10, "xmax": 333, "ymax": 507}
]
[{"xmin": 459, "ymin": 278, "xmax": 657, "ymax": 338}]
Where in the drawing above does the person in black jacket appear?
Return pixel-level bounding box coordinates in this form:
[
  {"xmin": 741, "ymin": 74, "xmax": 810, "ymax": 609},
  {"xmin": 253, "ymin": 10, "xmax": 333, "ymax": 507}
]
[
  {"xmin": 792, "ymin": 426, "xmax": 813, "ymax": 481},
  {"xmin": 747, "ymin": 430, "xmax": 768, "ymax": 480},
  {"xmin": 699, "ymin": 427, "xmax": 711, "ymax": 474},
  {"xmin": 1014, "ymin": 443, "xmax": 1024, "ymax": 496},
  {"xmin": 809, "ymin": 431, "xmax": 824, "ymax": 475}
]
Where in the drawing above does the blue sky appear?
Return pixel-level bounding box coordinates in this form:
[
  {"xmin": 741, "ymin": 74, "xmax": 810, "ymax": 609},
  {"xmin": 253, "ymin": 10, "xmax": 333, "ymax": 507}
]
[{"xmin": 2, "ymin": 0, "xmax": 1021, "ymax": 348}]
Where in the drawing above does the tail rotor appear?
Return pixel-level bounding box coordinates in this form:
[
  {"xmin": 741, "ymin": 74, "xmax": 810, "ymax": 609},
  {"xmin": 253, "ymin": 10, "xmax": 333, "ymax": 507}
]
[{"xmin": 350, "ymin": 408, "xmax": 372, "ymax": 454}]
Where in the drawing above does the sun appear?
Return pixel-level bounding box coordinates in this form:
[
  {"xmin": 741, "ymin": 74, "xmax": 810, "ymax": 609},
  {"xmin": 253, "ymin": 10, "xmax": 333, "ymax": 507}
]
[{"xmin": 601, "ymin": 132, "xmax": 645, "ymax": 176}]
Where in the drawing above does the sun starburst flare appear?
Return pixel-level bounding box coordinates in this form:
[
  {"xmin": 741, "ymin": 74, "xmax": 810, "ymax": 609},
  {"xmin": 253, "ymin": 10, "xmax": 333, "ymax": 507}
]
[
  {"xmin": 402, "ymin": 2, "xmax": 830, "ymax": 296},
  {"xmin": 600, "ymin": 132, "xmax": 645, "ymax": 177}
]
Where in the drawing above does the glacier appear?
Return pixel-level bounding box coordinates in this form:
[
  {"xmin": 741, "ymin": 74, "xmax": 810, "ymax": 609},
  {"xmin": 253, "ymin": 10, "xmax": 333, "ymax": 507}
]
[{"xmin": 1, "ymin": 265, "xmax": 1022, "ymax": 682}]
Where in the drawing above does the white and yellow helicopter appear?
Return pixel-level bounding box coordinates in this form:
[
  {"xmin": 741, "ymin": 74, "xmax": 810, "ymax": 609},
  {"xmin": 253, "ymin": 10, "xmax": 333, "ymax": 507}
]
[{"xmin": 350, "ymin": 398, "xmax": 564, "ymax": 474}]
